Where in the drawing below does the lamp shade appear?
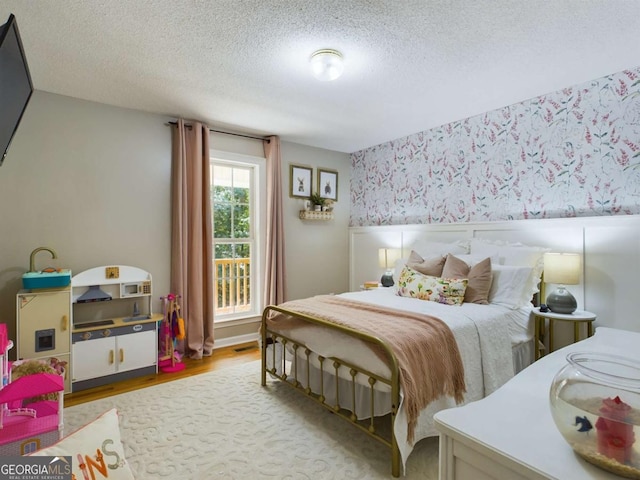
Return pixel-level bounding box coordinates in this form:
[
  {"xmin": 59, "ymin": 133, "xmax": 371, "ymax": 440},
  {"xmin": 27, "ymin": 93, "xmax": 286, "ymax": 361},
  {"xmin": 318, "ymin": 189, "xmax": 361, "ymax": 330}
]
[
  {"xmin": 310, "ymin": 49, "xmax": 344, "ymax": 81},
  {"xmin": 543, "ymin": 253, "xmax": 580, "ymax": 285},
  {"xmin": 378, "ymin": 248, "xmax": 401, "ymax": 269}
]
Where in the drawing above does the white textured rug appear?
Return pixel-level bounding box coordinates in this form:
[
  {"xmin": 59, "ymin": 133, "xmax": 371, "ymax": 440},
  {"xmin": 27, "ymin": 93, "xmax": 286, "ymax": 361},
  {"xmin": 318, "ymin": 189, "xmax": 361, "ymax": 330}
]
[{"xmin": 64, "ymin": 361, "xmax": 439, "ymax": 479}]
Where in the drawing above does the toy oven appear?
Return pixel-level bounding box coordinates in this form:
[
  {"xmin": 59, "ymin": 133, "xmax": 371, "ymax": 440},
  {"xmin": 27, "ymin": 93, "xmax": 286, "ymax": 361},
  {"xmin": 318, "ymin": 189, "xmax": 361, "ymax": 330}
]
[{"xmin": 35, "ymin": 328, "xmax": 55, "ymax": 352}]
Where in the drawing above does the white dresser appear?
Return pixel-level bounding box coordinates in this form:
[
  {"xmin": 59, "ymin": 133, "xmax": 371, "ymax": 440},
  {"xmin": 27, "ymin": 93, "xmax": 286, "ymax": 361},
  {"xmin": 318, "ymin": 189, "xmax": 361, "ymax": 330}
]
[{"xmin": 434, "ymin": 327, "xmax": 639, "ymax": 480}]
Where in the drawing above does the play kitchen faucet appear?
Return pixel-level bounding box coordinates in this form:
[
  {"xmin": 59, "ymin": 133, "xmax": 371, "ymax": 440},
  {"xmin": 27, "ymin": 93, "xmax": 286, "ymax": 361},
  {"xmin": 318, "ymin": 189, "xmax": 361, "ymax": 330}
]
[{"xmin": 29, "ymin": 247, "xmax": 57, "ymax": 272}]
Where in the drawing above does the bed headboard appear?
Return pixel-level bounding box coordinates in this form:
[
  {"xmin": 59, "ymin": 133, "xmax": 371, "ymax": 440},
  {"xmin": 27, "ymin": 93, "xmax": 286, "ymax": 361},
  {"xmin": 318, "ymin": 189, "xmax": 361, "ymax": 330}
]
[{"xmin": 349, "ymin": 215, "xmax": 640, "ymax": 338}]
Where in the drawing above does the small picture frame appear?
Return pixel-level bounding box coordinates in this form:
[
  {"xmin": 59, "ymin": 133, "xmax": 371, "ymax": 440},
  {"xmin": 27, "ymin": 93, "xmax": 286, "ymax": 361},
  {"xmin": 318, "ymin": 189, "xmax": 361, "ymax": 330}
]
[
  {"xmin": 290, "ymin": 164, "xmax": 313, "ymax": 198},
  {"xmin": 318, "ymin": 168, "xmax": 338, "ymax": 201}
]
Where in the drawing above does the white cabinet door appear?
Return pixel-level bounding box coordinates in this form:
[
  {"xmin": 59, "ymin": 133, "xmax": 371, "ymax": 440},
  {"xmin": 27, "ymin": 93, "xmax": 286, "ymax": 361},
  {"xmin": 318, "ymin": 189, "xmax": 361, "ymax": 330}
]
[
  {"xmin": 72, "ymin": 336, "xmax": 116, "ymax": 381},
  {"xmin": 116, "ymin": 330, "xmax": 156, "ymax": 373},
  {"xmin": 73, "ymin": 329, "xmax": 157, "ymax": 381}
]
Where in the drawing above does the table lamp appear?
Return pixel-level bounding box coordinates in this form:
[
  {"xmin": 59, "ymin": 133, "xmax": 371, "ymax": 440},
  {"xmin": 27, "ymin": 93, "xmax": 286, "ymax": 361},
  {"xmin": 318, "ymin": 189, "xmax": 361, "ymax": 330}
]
[
  {"xmin": 378, "ymin": 248, "xmax": 401, "ymax": 287},
  {"xmin": 543, "ymin": 252, "xmax": 580, "ymax": 314}
]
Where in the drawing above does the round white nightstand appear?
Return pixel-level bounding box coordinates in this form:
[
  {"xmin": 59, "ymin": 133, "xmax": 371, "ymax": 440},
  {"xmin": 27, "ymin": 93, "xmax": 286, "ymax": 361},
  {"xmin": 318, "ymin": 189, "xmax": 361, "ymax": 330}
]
[{"xmin": 532, "ymin": 308, "xmax": 597, "ymax": 360}]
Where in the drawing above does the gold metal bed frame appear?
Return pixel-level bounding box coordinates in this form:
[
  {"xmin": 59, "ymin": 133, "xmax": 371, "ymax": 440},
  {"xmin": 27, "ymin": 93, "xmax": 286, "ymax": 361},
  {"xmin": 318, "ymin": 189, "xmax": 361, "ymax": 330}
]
[{"xmin": 261, "ymin": 305, "xmax": 403, "ymax": 477}]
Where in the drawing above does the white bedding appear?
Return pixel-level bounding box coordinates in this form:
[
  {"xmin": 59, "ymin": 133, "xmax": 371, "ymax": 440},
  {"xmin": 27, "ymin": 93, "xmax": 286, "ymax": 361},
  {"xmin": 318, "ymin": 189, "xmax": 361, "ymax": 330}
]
[
  {"xmin": 343, "ymin": 288, "xmax": 533, "ymax": 345},
  {"xmin": 266, "ymin": 288, "xmax": 534, "ymax": 472}
]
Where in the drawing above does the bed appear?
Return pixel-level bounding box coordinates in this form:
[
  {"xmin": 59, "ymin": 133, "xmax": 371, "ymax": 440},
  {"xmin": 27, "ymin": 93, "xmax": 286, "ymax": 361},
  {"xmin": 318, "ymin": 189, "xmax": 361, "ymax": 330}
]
[{"xmin": 261, "ymin": 239, "xmax": 548, "ymax": 477}]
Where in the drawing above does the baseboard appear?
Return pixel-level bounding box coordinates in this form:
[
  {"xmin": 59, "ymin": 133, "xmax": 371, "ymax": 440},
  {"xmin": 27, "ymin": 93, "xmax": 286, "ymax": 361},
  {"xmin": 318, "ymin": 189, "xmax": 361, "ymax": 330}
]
[{"xmin": 213, "ymin": 332, "xmax": 259, "ymax": 350}]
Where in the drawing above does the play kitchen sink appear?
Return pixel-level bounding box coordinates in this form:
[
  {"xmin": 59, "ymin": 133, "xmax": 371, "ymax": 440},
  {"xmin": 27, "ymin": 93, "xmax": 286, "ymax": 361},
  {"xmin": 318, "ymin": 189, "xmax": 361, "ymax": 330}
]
[{"xmin": 21, "ymin": 247, "xmax": 71, "ymax": 289}]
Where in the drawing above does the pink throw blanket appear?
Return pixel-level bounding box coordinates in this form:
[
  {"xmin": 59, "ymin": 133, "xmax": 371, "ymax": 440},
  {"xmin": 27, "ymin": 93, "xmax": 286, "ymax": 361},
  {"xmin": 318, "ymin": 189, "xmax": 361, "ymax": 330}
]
[{"xmin": 266, "ymin": 295, "xmax": 466, "ymax": 442}]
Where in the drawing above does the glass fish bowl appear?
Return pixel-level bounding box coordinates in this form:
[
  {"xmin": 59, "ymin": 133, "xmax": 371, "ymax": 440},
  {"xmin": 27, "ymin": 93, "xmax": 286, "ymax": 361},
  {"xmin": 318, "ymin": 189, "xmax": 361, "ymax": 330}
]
[{"xmin": 550, "ymin": 352, "xmax": 640, "ymax": 479}]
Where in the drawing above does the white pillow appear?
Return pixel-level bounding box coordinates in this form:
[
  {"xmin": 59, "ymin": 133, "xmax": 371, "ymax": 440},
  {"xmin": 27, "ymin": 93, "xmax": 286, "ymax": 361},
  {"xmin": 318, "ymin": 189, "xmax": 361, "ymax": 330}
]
[
  {"xmin": 30, "ymin": 408, "xmax": 134, "ymax": 479},
  {"xmin": 409, "ymin": 239, "xmax": 469, "ymax": 258},
  {"xmin": 470, "ymin": 238, "xmax": 549, "ymax": 303},
  {"xmin": 488, "ymin": 265, "xmax": 535, "ymax": 309},
  {"xmin": 470, "ymin": 238, "xmax": 547, "ymax": 265},
  {"xmin": 450, "ymin": 253, "xmax": 499, "ymax": 267}
]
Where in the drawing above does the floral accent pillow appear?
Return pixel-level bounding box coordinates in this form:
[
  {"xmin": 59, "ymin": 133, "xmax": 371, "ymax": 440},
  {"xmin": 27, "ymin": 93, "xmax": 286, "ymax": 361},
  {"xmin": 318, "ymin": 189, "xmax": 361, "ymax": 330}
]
[{"xmin": 396, "ymin": 265, "xmax": 468, "ymax": 305}]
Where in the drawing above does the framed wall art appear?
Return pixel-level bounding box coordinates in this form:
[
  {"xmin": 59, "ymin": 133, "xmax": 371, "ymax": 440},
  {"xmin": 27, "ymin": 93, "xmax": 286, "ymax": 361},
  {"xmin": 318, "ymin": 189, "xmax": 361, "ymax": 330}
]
[
  {"xmin": 289, "ymin": 164, "xmax": 313, "ymax": 198},
  {"xmin": 318, "ymin": 168, "xmax": 338, "ymax": 201}
]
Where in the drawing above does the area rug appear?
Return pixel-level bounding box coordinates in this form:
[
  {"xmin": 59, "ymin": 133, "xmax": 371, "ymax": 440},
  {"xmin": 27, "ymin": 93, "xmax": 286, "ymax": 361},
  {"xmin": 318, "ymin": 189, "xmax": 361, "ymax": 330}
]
[{"xmin": 63, "ymin": 361, "xmax": 439, "ymax": 479}]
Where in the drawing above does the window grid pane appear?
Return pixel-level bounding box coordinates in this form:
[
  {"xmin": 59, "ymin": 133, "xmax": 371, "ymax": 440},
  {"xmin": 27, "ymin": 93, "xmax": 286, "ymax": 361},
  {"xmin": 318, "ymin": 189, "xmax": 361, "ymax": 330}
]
[{"xmin": 212, "ymin": 162, "xmax": 253, "ymax": 317}]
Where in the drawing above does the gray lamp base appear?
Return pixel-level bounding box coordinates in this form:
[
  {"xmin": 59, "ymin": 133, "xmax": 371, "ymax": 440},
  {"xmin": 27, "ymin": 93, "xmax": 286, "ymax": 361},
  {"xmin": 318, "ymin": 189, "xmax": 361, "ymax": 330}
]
[
  {"xmin": 546, "ymin": 286, "xmax": 577, "ymax": 314},
  {"xmin": 380, "ymin": 272, "xmax": 394, "ymax": 287}
]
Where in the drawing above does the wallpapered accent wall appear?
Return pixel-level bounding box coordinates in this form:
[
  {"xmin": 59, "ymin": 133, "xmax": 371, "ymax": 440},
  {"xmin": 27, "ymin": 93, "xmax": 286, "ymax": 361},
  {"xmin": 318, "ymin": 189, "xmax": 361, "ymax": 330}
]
[{"xmin": 350, "ymin": 67, "xmax": 640, "ymax": 226}]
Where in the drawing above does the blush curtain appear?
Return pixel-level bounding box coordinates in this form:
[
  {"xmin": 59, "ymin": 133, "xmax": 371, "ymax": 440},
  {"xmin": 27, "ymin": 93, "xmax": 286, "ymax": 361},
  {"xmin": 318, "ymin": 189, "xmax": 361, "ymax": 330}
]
[
  {"xmin": 170, "ymin": 119, "xmax": 214, "ymax": 359},
  {"xmin": 263, "ymin": 136, "xmax": 286, "ymax": 305}
]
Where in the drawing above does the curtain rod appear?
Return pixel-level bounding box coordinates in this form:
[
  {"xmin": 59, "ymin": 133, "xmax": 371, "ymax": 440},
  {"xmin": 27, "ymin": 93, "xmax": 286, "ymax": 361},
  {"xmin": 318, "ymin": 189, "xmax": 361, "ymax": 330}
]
[{"xmin": 166, "ymin": 121, "xmax": 270, "ymax": 143}]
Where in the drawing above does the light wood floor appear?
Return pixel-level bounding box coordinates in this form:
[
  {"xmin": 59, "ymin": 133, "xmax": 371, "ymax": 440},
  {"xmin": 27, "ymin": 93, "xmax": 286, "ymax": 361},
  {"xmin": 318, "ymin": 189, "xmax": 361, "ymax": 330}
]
[{"xmin": 64, "ymin": 341, "xmax": 261, "ymax": 408}]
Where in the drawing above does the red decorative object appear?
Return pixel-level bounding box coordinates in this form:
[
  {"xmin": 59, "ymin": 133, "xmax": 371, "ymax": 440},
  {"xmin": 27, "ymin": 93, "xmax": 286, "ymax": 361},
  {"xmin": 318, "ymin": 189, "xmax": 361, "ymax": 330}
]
[{"xmin": 595, "ymin": 395, "xmax": 635, "ymax": 463}]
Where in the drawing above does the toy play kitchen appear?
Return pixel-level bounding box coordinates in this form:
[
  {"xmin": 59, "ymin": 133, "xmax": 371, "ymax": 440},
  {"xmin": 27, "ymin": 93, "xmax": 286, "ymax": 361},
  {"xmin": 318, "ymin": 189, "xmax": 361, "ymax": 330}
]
[
  {"xmin": 70, "ymin": 265, "xmax": 161, "ymax": 392},
  {"xmin": 16, "ymin": 247, "xmax": 72, "ymax": 392},
  {"xmin": 16, "ymin": 250, "xmax": 161, "ymax": 393}
]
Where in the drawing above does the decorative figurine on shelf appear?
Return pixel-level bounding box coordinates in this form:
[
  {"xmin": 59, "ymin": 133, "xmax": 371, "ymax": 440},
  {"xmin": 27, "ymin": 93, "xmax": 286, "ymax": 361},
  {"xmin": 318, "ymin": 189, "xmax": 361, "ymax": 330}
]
[
  {"xmin": 323, "ymin": 199, "xmax": 334, "ymax": 212},
  {"xmin": 595, "ymin": 395, "xmax": 635, "ymax": 464}
]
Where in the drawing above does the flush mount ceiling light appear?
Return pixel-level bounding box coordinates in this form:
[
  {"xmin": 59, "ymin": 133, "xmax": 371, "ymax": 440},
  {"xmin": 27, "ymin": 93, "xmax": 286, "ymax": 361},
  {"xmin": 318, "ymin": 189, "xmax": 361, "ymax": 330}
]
[{"xmin": 310, "ymin": 49, "xmax": 344, "ymax": 81}]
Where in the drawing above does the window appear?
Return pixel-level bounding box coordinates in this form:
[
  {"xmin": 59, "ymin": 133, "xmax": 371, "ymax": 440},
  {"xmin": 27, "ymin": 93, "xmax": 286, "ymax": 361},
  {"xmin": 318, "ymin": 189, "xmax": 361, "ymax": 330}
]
[
  {"xmin": 22, "ymin": 440, "xmax": 39, "ymax": 454},
  {"xmin": 211, "ymin": 152, "xmax": 264, "ymax": 321}
]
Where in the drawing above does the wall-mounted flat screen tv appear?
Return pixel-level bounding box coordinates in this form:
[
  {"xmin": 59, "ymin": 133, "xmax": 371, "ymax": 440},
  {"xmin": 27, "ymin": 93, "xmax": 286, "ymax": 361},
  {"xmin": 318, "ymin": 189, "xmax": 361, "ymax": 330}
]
[{"xmin": 0, "ymin": 14, "xmax": 33, "ymax": 166}]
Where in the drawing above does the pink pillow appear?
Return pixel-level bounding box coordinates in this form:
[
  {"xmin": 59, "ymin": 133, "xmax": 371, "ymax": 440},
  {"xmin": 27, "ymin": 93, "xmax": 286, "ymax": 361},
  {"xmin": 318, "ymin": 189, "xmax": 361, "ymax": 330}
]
[
  {"xmin": 406, "ymin": 250, "xmax": 446, "ymax": 276},
  {"xmin": 441, "ymin": 254, "xmax": 492, "ymax": 304}
]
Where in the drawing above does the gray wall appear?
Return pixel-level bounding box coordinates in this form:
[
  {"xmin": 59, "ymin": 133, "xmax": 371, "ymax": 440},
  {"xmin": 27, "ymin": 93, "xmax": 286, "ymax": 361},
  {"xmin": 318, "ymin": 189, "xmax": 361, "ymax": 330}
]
[
  {"xmin": 0, "ymin": 91, "xmax": 350, "ymax": 348},
  {"xmin": 281, "ymin": 142, "xmax": 350, "ymax": 301}
]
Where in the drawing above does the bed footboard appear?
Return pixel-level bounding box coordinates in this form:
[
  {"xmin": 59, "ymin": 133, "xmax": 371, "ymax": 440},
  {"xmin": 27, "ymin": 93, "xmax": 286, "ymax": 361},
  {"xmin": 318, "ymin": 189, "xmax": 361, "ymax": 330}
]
[{"xmin": 261, "ymin": 305, "xmax": 402, "ymax": 477}]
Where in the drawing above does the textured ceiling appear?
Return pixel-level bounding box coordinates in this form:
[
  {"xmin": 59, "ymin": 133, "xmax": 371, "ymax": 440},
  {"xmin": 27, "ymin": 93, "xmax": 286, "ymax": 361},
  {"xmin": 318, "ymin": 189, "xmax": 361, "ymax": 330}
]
[{"xmin": 2, "ymin": 1, "xmax": 640, "ymax": 153}]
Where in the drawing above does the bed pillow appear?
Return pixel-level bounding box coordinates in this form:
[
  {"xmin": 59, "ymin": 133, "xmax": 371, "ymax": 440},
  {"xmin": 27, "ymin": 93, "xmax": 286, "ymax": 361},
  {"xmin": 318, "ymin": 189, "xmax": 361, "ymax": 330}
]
[
  {"xmin": 409, "ymin": 239, "xmax": 469, "ymax": 258},
  {"xmin": 393, "ymin": 252, "xmax": 446, "ymax": 281},
  {"xmin": 396, "ymin": 265, "xmax": 468, "ymax": 306},
  {"xmin": 406, "ymin": 250, "xmax": 446, "ymax": 276},
  {"xmin": 470, "ymin": 238, "xmax": 549, "ymax": 304},
  {"xmin": 445, "ymin": 253, "xmax": 499, "ymax": 267},
  {"xmin": 441, "ymin": 254, "xmax": 492, "ymax": 305},
  {"xmin": 470, "ymin": 238, "xmax": 548, "ymax": 267},
  {"xmin": 30, "ymin": 408, "xmax": 134, "ymax": 479},
  {"xmin": 488, "ymin": 264, "xmax": 535, "ymax": 308}
]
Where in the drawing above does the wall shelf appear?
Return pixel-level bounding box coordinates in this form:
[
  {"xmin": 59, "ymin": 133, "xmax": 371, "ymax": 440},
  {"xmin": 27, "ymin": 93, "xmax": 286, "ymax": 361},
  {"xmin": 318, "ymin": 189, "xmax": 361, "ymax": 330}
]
[{"xmin": 299, "ymin": 210, "xmax": 334, "ymax": 221}]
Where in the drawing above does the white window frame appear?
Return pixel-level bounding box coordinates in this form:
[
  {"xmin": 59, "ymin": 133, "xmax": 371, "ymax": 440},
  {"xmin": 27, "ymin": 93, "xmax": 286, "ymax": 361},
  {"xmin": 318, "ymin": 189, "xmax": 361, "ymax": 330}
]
[{"xmin": 210, "ymin": 149, "xmax": 266, "ymax": 323}]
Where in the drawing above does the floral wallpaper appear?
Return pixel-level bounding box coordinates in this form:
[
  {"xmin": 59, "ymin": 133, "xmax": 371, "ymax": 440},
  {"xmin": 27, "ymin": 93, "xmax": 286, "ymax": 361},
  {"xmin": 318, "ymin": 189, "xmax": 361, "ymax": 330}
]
[{"xmin": 350, "ymin": 67, "xmax": 640, "ymax": 226}]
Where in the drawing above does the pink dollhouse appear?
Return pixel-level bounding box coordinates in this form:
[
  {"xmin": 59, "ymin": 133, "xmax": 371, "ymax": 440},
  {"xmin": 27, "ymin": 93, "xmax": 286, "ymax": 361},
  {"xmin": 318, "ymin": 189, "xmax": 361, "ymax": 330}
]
[{"xmin": 0, "ymin": 323, "xmax": 64, "ymax": 455}]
